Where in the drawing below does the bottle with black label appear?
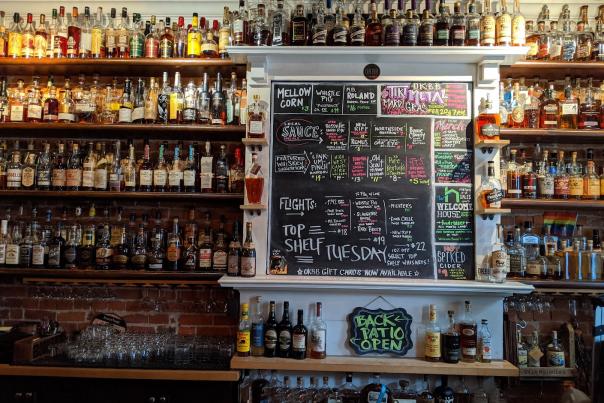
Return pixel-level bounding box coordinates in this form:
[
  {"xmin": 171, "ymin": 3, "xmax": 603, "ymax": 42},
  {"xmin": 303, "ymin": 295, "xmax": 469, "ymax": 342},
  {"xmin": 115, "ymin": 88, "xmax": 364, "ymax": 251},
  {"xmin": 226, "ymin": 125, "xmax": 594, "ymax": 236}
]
[
  {"xmin": 147, "ymin": 233, "xmax": 165, "ymax": 271},
  {"xmin": 95, "ymin": 224, "xmax": 113, "ymax": 270},
  {"xmin": 47, "ymin": 227, "xmax": 65, "ymax": 269},
  {"xmin": 291, "ymin": 309, "xmax": 307, "ymax": 360},
  {"xmin": 112, "ymin": 224, "xmax": 130, "ymax": 269},
  {"xmin": 263, "ymin": 300, "xmax": 278, "ymax": 357},
  {"xmin": 18, "ymin": 224, "xmax": 33, "ymax": 268},
  {"xmin": 442, "ymin": 310, "xmax": 460, "ymax": 363},
  {"xmin": 277, "ymin": 301, "xmax": 292, "ymax": 358},
  {"xmin": 63, "ymin": 225, "xmax": 79, "ymax": 269},
  {"xmin": 77, "ymin": 207, "xmax": 96, "ymax": 269}
]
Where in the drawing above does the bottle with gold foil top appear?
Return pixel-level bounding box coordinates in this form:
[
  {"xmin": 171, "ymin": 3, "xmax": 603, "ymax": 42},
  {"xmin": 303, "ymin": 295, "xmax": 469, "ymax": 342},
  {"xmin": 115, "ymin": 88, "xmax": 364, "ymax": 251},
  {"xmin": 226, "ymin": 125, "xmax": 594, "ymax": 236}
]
[
  {"xmin": 187, "ymin": 13, "xmax": 201, "ymax": 58},
  {"xmin": 480, "ymin": 0, "xmax": 496, "ymax": 46},
  {"xmin": 424, "ymin": 304, "xmax": 441, "ymax": 362},
  {"xmin": 568, "ymin": 151, "xmax": 583, "ymax": 200},
  {"xmin": 511, "ymin": 0, "xmax": 525, "ymax": 46},
  {"xmin": 495, "ymin": 0, "xmax": 511, "ymax": 46}
]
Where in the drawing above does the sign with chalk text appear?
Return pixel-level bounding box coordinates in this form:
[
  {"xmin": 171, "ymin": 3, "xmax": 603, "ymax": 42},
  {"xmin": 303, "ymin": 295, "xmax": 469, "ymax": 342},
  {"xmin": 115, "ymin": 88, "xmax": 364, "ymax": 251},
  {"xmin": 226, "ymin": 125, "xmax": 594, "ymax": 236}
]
[
  {"xmin": 269, "ymin": 81, "xmax": 474, "ymax": 279},
  {"xmin": 347, "ymin": 307, "xmax": 413, "ymax": 356}
]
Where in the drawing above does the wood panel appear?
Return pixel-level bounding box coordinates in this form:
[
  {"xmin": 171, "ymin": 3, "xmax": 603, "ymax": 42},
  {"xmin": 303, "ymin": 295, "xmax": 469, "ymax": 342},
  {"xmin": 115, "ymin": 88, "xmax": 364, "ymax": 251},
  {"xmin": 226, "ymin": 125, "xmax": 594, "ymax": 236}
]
[
  {"xmin": 0, "ymin": 190, "xmax": 243, "ymax": 202},
  {"xmin": 230, "ymin": 356, "xmax": 519, "ymax": 377}
]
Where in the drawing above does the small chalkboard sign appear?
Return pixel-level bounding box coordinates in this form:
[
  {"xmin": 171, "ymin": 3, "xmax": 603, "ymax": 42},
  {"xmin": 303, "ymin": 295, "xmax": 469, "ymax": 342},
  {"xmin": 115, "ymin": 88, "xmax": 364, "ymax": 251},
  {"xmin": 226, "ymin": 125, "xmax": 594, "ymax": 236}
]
[{"xmin": 347, "ymin": 307, "xmax": 413, "ymax": 356}]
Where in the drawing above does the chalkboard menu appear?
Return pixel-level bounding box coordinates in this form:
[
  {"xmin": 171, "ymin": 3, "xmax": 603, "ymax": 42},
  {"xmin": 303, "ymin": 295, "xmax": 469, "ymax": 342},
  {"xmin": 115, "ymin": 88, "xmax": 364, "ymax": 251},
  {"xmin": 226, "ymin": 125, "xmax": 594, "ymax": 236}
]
[{"xmin": 269, "ymin": 82, "xmax": 474, "ymax": 279}]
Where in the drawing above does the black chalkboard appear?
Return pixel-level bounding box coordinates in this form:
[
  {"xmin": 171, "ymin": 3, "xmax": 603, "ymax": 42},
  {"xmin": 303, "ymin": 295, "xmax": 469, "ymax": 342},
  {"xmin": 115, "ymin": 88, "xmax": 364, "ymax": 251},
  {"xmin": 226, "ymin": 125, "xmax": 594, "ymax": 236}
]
[{"xmin": 269, "ymin": 81, "xmax": 474, "ymax": 279}]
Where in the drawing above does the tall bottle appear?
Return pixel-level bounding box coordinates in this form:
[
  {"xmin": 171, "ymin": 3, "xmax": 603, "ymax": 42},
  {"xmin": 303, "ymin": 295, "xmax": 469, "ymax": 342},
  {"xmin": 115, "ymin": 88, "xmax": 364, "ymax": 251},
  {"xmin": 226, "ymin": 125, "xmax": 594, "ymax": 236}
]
[
  {"xmin": 458, "ymin": 300, "xmax": 477, "ymax": 363},
  {"xmin": 418, "ymin": 0, "xmax": 435, "ymax": 46},
  {"xmin": 442, "ymin": 310, "xmax": 460, "ymax": 363},
  {"xmin": 495, "ymin": 0, "xmax": 512, "ymax": 46},
  {"xmin": 241, "ymin": 222, "xmax": 256, "ymax": 278},
  {"xmin": 264, "ymin": 300, "xmax": 278, "ymax": 357},
  {"xmin": 449, "ymin": 2, "xmax": 466, "ymax": 46},
  {"xmin": 310, "ymin": 302, "xmax": 327, "ymax": 359},
  {"xmin": 511, "ymin": 0, "xmax": 525, "ymax": 46},
  {"xmin": 424, "ymin": 304, "xmax": 441, "ymax": 362},
  {"xmin": 402, "ymin": 0, "xmax": 420, "ymax": 46},
  {"xmin": 546, "ymin": 331, "xmax": 565, "ymax": 367},
  {"xmin": 251, "ymin": 296, "xmax": 265, "ymax": 357},
  {"xmin": 165, "ymin": 217, "xmax": 182, "ymax": 271},
  {"xmin": 237, "ymin": 303, "xmax": 251, "ymax": 357},
  {"xmin": 277, "ymin": 301, "xmax": 293, "ymax": 358},
  {"xmin": 291, "ymin": 309, "xmax": 308, "ymax": 360}
]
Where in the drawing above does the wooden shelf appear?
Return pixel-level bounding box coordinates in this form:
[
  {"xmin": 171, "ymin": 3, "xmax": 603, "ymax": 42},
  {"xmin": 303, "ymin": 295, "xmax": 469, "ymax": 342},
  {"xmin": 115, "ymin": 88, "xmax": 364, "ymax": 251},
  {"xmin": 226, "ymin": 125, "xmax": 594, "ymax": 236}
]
[
  {"xmin": 0, "ymin": 123, "xmax": 245, "ymax": 141},
  {"xmin": 519, "ymin": 367, "xmax": 577, "ymax": 379},
  {"xmin": 0, "ymin": 268, "xmax": 223, "ymax": 286},
  {"xmin": 0, "ymin": 190, "xmax": 243, "ymax": 202},
  {"xmin": 240, "ymin": 204, "xmax": 267, "ymax": 215},
  {"xmin": 0, "ymin": 364, "xmax": 239, "ymax": 381},
  {"xmin": 523, "ymin": 279, "xmax": 604, "ymax": 293},
  {"xmin": 241, "ymin": 138, "xmax": 268, "ymax": 146},
  {"xmin": 230, "ymin": 356, "xmax": 519, "ymax": 377},
  {"xmin": 475, "ymin": 139, "xmax": 510, "ymax": 153},
  {"xmin": 476, "ymin": 207, "xmax": 511, "ymax": 215},
  {"xmin": 500, "ymin": 128, "xmax": 604, "ymax": 143},
  {"xmin": 501, "ymin": 198, "xmax": 604, "ymax": 210},
  {"xmin": 501, "ymin": 61, "xmax": 604, "ymax": 79},
  {"xmin": 0, "ymin": 58, "xmax": 243, "ymax": 77}
]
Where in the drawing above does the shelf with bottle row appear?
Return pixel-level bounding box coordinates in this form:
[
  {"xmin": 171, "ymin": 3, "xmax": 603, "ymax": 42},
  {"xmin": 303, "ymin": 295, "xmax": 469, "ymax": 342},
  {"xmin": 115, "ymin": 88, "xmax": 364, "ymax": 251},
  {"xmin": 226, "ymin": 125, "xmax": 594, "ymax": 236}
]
[
  {"xmin": 0, "ymin": 363, "xmax": 239, "ymax": 381},
  {"xmin": 0, "ymin": 190, "xmax": 244, "ymax": 202},
  {"xmin": 501, "ymin": 198, "xmax": 604, "ymax": 210},
  {"xmin": 230, "ymin": 356, "xmax": 518, "ymax": 377},
  {"xmin": 521, "ymin": 279, "xmax": 604, "ymax": 294},
  {"xmin": 0, "ymin": 268, "xmax": 223, "ymax": 287},
  {"xmin": 0, "ymin": 123, "xmax": 246, "ymax": 141},
  {"xmin": 501, "ymin": 61, "xmax": 604, "ymax": 79},
  {"xmin": 499, "ymin": 128, "xmax": 604, "ymax": 144},
  {"xmin": 0, "ymin": 58, "xmax": 244, "ymax": 77}
]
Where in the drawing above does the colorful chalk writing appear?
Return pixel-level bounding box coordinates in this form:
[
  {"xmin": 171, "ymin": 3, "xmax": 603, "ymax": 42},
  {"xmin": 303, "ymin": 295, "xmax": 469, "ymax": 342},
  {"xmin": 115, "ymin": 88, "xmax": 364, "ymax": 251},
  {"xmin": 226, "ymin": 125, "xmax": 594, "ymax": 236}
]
[
  {"xmin": 380, "ymin": 82, "xmax": 469, "ymax": 117},
  {"xmin": 348, "ymin": 307, "xmax": 414, "ymax": 356}
]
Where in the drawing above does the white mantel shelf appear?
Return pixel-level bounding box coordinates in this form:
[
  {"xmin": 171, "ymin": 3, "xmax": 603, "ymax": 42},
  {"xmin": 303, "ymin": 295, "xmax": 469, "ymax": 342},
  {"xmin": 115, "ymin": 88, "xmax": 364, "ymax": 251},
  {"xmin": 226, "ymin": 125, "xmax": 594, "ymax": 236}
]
[
  {"xmin": 228, "ymin": 46, "xmax": 529, "ymax": 65},
  {"xmin": 219, "ymin": 276, "xmax": 533, "ymax": 296}
]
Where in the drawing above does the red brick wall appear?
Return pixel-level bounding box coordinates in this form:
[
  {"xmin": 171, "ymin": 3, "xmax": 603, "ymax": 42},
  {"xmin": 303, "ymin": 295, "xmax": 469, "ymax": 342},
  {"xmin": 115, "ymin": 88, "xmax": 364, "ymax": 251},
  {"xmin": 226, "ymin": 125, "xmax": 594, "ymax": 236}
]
[{"xmin": 0, "ymin": 283, "xmax": 239, "ymax": 337}]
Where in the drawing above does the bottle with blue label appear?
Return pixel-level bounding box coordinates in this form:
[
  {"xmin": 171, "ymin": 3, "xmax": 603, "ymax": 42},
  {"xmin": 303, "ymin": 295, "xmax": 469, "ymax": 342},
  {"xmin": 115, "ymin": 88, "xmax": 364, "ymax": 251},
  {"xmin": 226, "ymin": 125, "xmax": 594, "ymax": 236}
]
[
  {"xmin": 546, "ymin": 330, "xmax": 566, "ymax": 367},
  {"xmin": 251, "ymin": 296, "xmax": 265, "ymax": 357}
]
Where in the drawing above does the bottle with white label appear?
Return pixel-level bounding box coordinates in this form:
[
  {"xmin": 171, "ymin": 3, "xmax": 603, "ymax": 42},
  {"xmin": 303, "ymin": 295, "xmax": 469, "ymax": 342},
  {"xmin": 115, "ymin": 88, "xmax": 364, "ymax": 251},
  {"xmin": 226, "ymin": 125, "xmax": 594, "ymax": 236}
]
[
  {"xmin": 199, "ymin": 141, "xmax": 214, "ymax": 193},
  {"xmin": 458, "ymin": 300, "xmax": 477, "ymax": 363},
  {"xmin": 0, "ymin": 220, "xmax": 8, "ymax": 266},
  {"xmin": 310, "ymin": 301, "xmax": 327, "ymax": 359},
  {"xmin": 5, "ymin": 221, "xmax": 22, "ymax": 267},
  {"xmin": 477, "ymin": 319, "xmax": 492, "ymax": 363}
]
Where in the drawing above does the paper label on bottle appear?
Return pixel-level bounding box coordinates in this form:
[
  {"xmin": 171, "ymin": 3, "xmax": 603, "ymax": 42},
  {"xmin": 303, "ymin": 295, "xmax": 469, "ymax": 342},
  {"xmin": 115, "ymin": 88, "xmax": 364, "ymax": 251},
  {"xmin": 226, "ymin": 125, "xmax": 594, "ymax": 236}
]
[
  {"xmin": 168, "ymin": 170, "xmax": 183, "ymax": 187},
  {"xmin": 248, "ymin": 120, "xmax": 264, "ymax": 135},
  {"xmin": 7, "ymin": 168, "xmax": 21, "ymax": 188},
  {"xmin": 526, "ymin": 262, "xmax": 541, "ymax": 275},
  {"xmin": 528, "ymin": 346, "xmax": 544, "ymax": 365},
  {"xmin": 518, "ymin": 349, "xmax": 528, "ymax": 367},
  {"xmin": 546, "ymin": 351, "xmax": 565, "ymax": 367},
  {"xmin": 5, "ymin": 244, "xmax": 19, "ymax": 264},
  {"xmin": 21, "ymin": 167, "xmax": 35, "ymax": 187},
  {"xmin": 587, "ymin": 179, "xmax": 600, "ymax": 196},
  {"xmin": 58, "ymin": 112, "xmax": 75, "ymax": 122},
  {"xmin": 51, "ymin": 169, "xmax": 66, "ymax": 187},
  {"xmin": 569, "ymin": 177, "xmax": 583, "ymax": 196},
  {"xmin": 183, "ymin": 170, "xmax": 196, "ymax": 187},
  {"xmin": 394, "ymin": 400, "xmax": 417, "ymax": 403},
  {"xmin": 481, "ymin": 123, "xmax": 500, "ymax": 138},
  {"xmin": 139, "ymin": 170, "xmax": 152, "ymax": 186},
  {"xmin": 65, "ymin": 169, "xmax": 82, "ymax": 187},
  {"xmin": 310, "ymin": 329, "xmax": 326, "ymax": 353},
  {"xmin": 10, "ymin": 105, "xmax": 24, "ymax": 122},
  {"xmin": 118, "ymin": 108, "xmax": 132, "ymax": 123},
  {"xmin": 264, "ymin": 329, "xmax": 277, "ymax": 350},
  {"xmin": 131, "ymin": 107, "xmax": 144, "ymax": 122},
  {"xmin": 237, "ymin": 330, "xmax": 250, "ymax": 353},
  {"xmin": 561, "ymin": 103, "xmax": 578, "ymax": 115},
  {"xmin": 30, "ymin": 245, "xmax": 44, "ymax": 266},
  {"xmin": 227, "ymin": 254, "xmax": 240, "ymax": 275},
  {"xmin": 425, "ymin": 331, "xmax": 442, "ymax": 358},
  {"xmin": 485, "ymin": 188, "xmax": 504, "ymax": 207},
  {"xmin": 480, "ymin": 16, "xmax": 496, "ymax": 44},
  {"xmin": 94, "ymin": 169, "xmax": 107, "ymax": 190},
  {"xmin": 82, "ymin": 170, "xmax": 95, "ymax": 188},
  {"xmin": 292, "ymin": 333, "xmax": 306, "ymax": 351},
  {"xmin": 278, "ymin": 329, "xmax": 291, "ymax": 350},
  {"xmin": 0, "ymin": 244, "xmax": 6, "ymax": 264},
  {"xmin": 367, "ymin": 391, "xmax": 389, "ymax": 403},
  {"xmin": 153, "ymin": 170, "xmax": 167, "ymax": 186},
  {"xmin": 166, "ymin": 244, "xmax": 181, "ymax": 262},
  {"xmin": 199, "ymin": 157, "xmax": 214, "ymax": 189},
  {"xmin": 496, "ymin": 14, "xmax": 511, "ymax": 42},
  {"xmin": 480, "ymin": 339, "xmax": 492, "ymax": 360},
  {"xmin": 241, "ymin": 256, "xmax": 256, "ymax": 276},
  {"xmin": 28, "ymin": 104, "xmax": 42, "ymax": 119}
]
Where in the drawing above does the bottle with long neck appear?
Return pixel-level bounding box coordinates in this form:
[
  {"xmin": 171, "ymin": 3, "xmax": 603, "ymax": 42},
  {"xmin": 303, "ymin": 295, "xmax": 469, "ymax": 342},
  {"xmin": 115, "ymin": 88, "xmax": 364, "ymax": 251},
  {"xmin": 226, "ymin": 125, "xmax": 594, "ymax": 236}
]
[{"xmin": 458, "ymin": 300, "xmax": 477, "ymax": 363}]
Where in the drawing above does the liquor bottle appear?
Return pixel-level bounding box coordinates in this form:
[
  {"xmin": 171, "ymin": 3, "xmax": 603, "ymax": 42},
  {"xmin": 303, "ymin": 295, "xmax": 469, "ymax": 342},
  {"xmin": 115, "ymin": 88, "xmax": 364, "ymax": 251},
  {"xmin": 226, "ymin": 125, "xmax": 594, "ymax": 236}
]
[
  {"xmin": 516, "ymin": 329, "xmax": 528, "ymax": 368},
  {"xmin": 245, "ymin": 296, "xmax": 264, "ymax": 357},
  {"xmin": 241, "ymin": 222, "xmax": 256, "ymax": 278},
  {"xmin": 197, "ymin": 226, "xmax": 213, "ymax": 271},
  {"xmin": 165, "ymin": 217, "xmax": 182, "ymax": 271},
  {"xmin": 146, "ymin": 232, "xmax": 164, "ymax": 271},
  {"xmin": 20, "ymin": 142, "xmax": 36, "ymax": 190},
  {"xmin": 495, "ymin": 0, "xmax": 512, "ymax": 46},
  {"xmin": 449, "ymin": 2, "xmax": 466, "ymax": 46},
  {"xmin": 90, "ymin": 7, "xmax": 105, "ymax": 58},
  {"xmin": 65, "ymin": 7, "xmax": 80, "ymax": 58},
  {"xmin": 185, "ymin": 13, "xmax": 202, "ymax": 58},
  {"xmin": 211, "ymin": 74, "xmax": 226, "ymax": 126},
  {"xmin": 182, "ymin": 80, "xmax": 197, "ymax": 124},
  {"xmin": 527, "ymin": 330, "xmax": 542, "ymax": 367},
  {"xmin": 130, "ymin": 225, "xmax": 147, "ymax": 270},
  {"xmin": 77, "ymin": 7, "xmax": 92, "ymax": 58},
  {"xmin": 140, "ymin": 15, "xmax": 156, "ymax": 59},
  {"xmin": 465, "ymin": 1, "xmax": 480, "ymax": 46},
  {"xmin": 523, "ymin": 87, "xmax": 540, "ymax": 128},
  {"xmin": 201, "ymin": 19, "xmax": 219, "ymax": 58},
  {"xmin": 510, "ymin": 0, "xmax": 525, "ymax": 46},
  {"xmin": 360, "ymin": 374, "xmax": 393, "ymax": 403},
  {"xmin": 579, "ymin": 83, "xmax": 600, "ymax": 129},
  {"xmin": 168, "ymin": 72, "xmax": 184, "ymax": 124},
  {"xmin": 131, "ymin": 79, "xmax": 145, "ymax": 123},
  {"xmin": 237, "ymin": 303, "xmax": 251, "ymax": 357},
  {"xmin": 545, "ymin": 244, "xmax": 562, "ymax": 280},
  {"xmin": 108, "ymin": 140, "xmax": 123, "ymax": 191},
  {"xmin": 277, "ymin": 301, "xmax": 293, "ymax": 358},
  {"xmin": 568, "ymin": 151, "xmax": 583, "ymax": 200},
  {"xmin": 227, "ymin": 222, "xmax": 241, "ymax": 276},
  {"xmin": 115, "ymin": 8, "xmax": 130, "ymax": 58},
  {"xmin": 94, "ymin": 142, "xmax": 108, "ymax": 191},
  {"xmin": 46, "ymin": 227, "xmax": 65, "ymax": 268},
  {"xmin": 8, "ymin": 80, "xmax": 26, "ymax": 122},
  {"xmin": 554, "ymin": 151, "xmax": 569, "ymax": 199},
  {"xmin": 21, "ymin": 13, "xmax": 35, "ymax": 59},
  {"xmin": 575, "ymin": 6, "xmax": 593, "ymax": 61},
  {"xmin": 560, "ymin": 83, "xmax": 579, "ymax": 129},
  {"xmin": 0, "ymin": 79, "xmax": 8, "ymax": 123},
  {"xmin": 153, "ymin": 142, "xmax": 168, "ymax": 192},
  {"xmin": 212, "ymin": 231, "xmax": 228, "ymax": 272},
  {"xmin": 539, "ymin": 84, "xmax": 559, "ymax": 128},
  {"xmin": 477, "ymin": 319, "xmax": 492, "ymax": 363},
  {"xmin": 425, "ymin": 304, "xmax": 441, "ymax": 362},
  {"xmin": 433, "ymin": 376, "xmax": 455, "ymax": 403},
  {"xmin": 458, "ymin": 300, "xmax": 477, "ymax": 363},
  {"xmin": 123, "ymin": 142, "xmax": 137, "ymax": 192},
  {"xmin": 214, "ymin": 144, "xmax": 229, "ymax": 193},
  {"xmin": 158, "ymin": 19, "xmax": 174, "ymax": 58},
  {"xmin": 491, "ymin": 224, "xmax": 509, "ymax": 283},
  {"xmin": 65, "ymin": 142, "xmax": 83, "ymax": 191},
  {"xmin": 546, "ymin": 331, "xmax": 565, "ymax": 367},
  {"xmin": 584, "ymin": 161, "xmax": 600, "ymax": 200},
  {"xmin": 521, "ymin": 161, "xmax": 537, "ymax": 199},
  {"xmin": 78, "ymin": 213, "xmax": 95, "ymax": 269},
  {"xmin": 478, "ymin": 161, "xmax": 504, "ymax": 210},
  {"xmin": 363, "ymin": 0, "xmax": 383, "ymax": 46},
  {"xmin": 332, "ymin": 4, "xmax": 349, "ymax": 46},
  {"xmin": 480, "ymin": 0, "xmax": 496, "ymax": 46},
  {"xmin": 442, "ymin": 310, "xmax": 460, "ymax": 363},
  {"xmin": 173, "ymin": 17, "xmax": 187, "ymax": 57},
  {"xmin": 143, "ymin": 77, "xmax": 158, "ymax": 123},
  {"xmin": 418, "ymin": 0, "xmax": 435, "ymax": 46},
  {"xmin": 157, "ymin": 72, "xmax": 171, "ymax": 124},
  {"xmin": 290, "ymin": 309, "xmax": 308, "ymax": 360},
  {"xmin": 508, "ymin": 227, "xmax": 527, "ymax": 279},
  {"xmin": 8, "ymin": 13, "xmax": 22, "ymax": 58},
  {"xmin": 290, "ymin": 3, "xmax": 308, "ymax": 46},
  {"xmin": 349, "ymin": 3, "xmax": 366, "ymax": 46},
  {"xmin": 182, "ymin": 144, "xmax": 197, "ymax": 192},
  {"xmin": 35, "ymin": 143, "xmax": 51, "ymax": 190},
  {"xmin": 168, "ymin": 144, "xmax": 183, "ymax": 192},
  {"xmin": 402, "ymin": 0, "xmax": 420, "ymax": 46},
  {"xmin": 51, "ymin": 143, "xmax": 67, "ymax": 191},
  {"xmin": 18, "ymin": 224, "xmax": 33, "ymax": 268},
  {"xmin": 263, "ymin": 300, "xmax": 278, "ymax": 357}
]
